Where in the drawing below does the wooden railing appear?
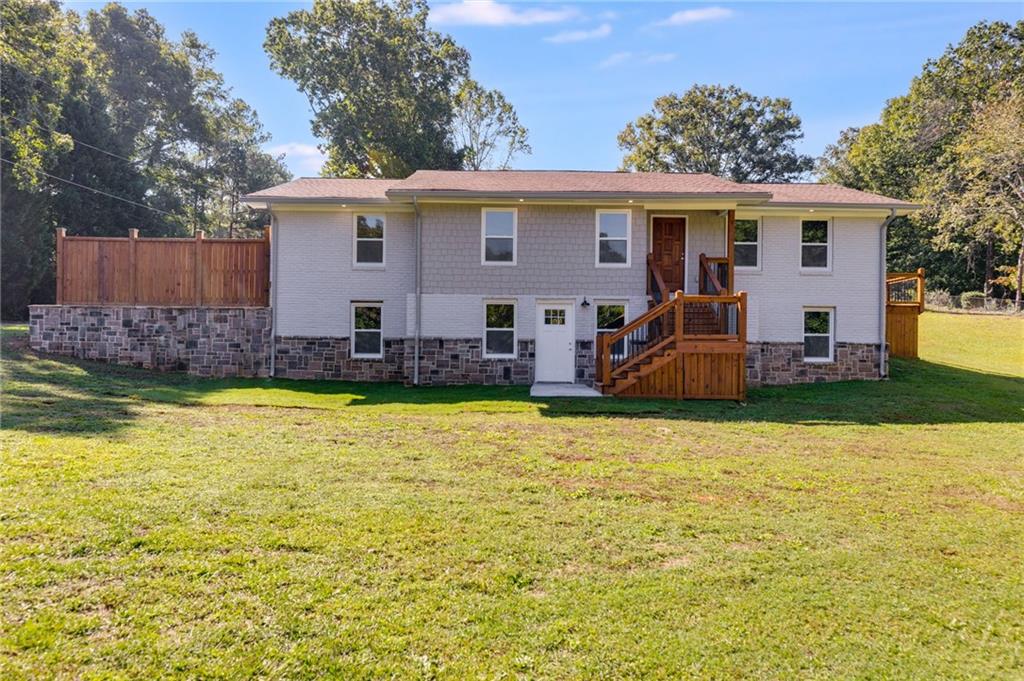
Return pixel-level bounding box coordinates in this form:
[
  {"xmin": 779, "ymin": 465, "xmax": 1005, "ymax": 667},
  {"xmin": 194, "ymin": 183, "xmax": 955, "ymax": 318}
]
[
  {"xmin": 597, "ymin": 289, "xmax": 748, "ymax": 399},
  {"xmin": 55, "ymin": 228, "xmax": 271, "ymax": 307},
  {"xmin": 699, "ymin": 254, "xmax": 729, "ymax": 295},
  {"xmin": 886, "ymin": 268, "xmax": 925, "ymax": 311},
  {"xmin": 646, "ymin": 253, "xmax": 669, "ymax": 304}
]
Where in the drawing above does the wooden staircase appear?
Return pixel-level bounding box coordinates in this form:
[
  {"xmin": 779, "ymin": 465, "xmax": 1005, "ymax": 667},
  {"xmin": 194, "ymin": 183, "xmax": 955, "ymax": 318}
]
[{"xmin": 596, "ymin": 252, "xmax": 748, "ymax": 400}]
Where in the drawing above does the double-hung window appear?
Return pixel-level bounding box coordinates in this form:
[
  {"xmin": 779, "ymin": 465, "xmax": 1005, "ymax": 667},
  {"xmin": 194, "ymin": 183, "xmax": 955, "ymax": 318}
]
[
  {"xmin": 354, "ymin": 214, "xmax": 385, "ymax": 266},
  {"xmin": 803, "ymin": 308, "xmax": 834, "ymax": 362},
  {"xmin": 596, "ymin": 302, "xmax": 627, "ymax": 361},
  {"xmin": 351, "ymin": 302, "xmax": 383, "ymax": 358},
  {"xmin": 596, "ymin": 210, "xmax": 631, "ymax": 267},
  {"xmin": 482, "ymin": 208, "xmax": 516, "ymax": 265},
  {"xmin": 800, "ymin": 219, "xmax": 830, "ymax": 270},
  {"xmin": 734, "ymin": 218, "xmax": 760, "ymax": 269},
  {"xmin": 484, "ymin": 301, "xmax": 516, "ymax": 358}
]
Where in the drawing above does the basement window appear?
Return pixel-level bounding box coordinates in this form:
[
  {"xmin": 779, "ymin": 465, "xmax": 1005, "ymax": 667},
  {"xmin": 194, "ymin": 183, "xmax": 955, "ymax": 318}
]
[
  {"xmin": 484, "ymin": 301, "xmax": 516, "ymax": 358},
  {"xmin": 803, "ymin": 308, "xmax": 834, "ymax": 362},
  {"xmin": 351, "ymin": 302, "xmax": 383, "ymax": 358}
]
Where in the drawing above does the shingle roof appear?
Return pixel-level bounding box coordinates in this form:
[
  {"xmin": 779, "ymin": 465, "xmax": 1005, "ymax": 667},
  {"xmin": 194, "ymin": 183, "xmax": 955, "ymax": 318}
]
[
  {"xmin": 745, "ymin": 183, "xmax": 917, "ymax": 208},
  {"xmin": 241, "ymin": 172, "xmax": 917, "ymax": 209},
  {"xmin": 244, "ymin": 177, "xmax": 398, "ymax": 201},
  {"xmin": 388, "ymin": 169, "xmax": 768, "ymax": 197}
]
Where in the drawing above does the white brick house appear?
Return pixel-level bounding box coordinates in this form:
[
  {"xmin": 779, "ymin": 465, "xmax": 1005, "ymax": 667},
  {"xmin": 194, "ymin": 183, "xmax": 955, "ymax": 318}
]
[{"xmin": 241, "ymin": 170, "xmax": 917, "ymax": 396}]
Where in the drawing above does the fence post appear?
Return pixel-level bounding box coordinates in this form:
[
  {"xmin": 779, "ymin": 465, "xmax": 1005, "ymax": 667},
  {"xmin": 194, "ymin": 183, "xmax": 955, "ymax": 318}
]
[
  {"xmin": 194, "ymin": 231, "xmax": 205, "ymax": 307},
  {"xmin": 55, "ymin": 228, "xmax": 66, "ymax": 304},
  {"xmin": 128, "ymin": 229, "xmax": 139, "ymax": 305}
]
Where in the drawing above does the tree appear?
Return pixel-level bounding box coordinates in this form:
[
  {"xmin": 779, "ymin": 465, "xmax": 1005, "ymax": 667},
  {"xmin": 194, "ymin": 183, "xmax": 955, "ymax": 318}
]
[
  {"xmin": 452, "ymin": 79, "xmax": 531, "ymax": 170},
  {"xmin": 265, "ymin": 0, "xmax": 469, "ymax": 178},
  {"xmin": 618, "ymin": 84, "xmax": 814, "ymax": 182},
  {"xmin": 816, "ymin": 21, "xmax": 1024, "ymax": 299},
  {"xmin": 1, "ymin": 1, "xmax": 291, "ymax": 318}
]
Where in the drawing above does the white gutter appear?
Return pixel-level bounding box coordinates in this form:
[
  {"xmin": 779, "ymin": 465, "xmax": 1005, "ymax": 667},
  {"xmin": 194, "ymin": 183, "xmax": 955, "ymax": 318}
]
[
  {"xmin": 269, "ymin": 204, "xmax": 279, "ymax": 378},
  {"xmin": 413, "ymin": 195, "xmax": 422, "ymax": 385},
  {"xmin": 879, "ymin": 209, "xmax": 898, "ymax": 378}
]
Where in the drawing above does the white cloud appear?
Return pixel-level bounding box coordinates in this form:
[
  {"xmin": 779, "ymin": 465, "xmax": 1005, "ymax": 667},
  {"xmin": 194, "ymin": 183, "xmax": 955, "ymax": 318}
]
[
  {"xmin": 430, "ymin": 1, "xmax": 579, "ymax": 26},
  {"xmin": 598, "ymin": 51, "xmax": 633, "ymax": 69},
  {"xmin": 268, "ymin": 143, "xmax": 327, "ymax": 177},
  {"xmin": 656, "ymin": 6, "xmax": 734, "ymax": 27},
  {"xmin": 598, "ymin": 51, "xmax": 677, "ymax": 69},
  {"xmin": 645, "ymin": 52, "xmax": 677, "ymax": 64},
  {"xmin": 545, "ymin": 23, "xmax": 612, "ymax": 44}
]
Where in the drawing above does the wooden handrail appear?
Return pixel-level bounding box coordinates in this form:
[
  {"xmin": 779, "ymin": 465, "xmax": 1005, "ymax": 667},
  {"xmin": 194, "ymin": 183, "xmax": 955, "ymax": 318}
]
[
  {"xmin": 602, "ymin": 294, "xmax": 676, "ymax": 347},
  {"xmin": 886, "ymin": 267, "xmax": 925, "ymax": 311},
  {"xmin": 699, "ymin": 253, "xmax": 726, "ymax": 296},
  {"xmin": 647, "ymin": 253, "xmax": 669, "ymax": 302}
]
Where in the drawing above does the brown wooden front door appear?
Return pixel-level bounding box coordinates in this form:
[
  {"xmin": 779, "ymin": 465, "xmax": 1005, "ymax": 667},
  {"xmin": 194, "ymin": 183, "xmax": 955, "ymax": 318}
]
[{"xmin": 651, "ymin": 217, "xmax": 686, "ymax": 294}]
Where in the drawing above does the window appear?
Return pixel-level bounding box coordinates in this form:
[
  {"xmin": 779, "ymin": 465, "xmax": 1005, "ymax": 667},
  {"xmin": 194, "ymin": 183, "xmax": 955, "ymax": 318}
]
[
  {"xmin": 484, "ymin": 302, "xmax": 516, "ymax": 358},
  {"xmin": 734, "ymin": 218, "xmax": 760, "ymax": 269},
  {"xmin": 801, "ymin": 219, "xmax": 830, "ymax": 270},
  {"xmin": 482, "ymin": 208, "xmax": 516, "ymax": 265},
  {"xmin": 544, "ymin": 308, "xmax": 566, "ymax": 326},
  {"xmin": 354, "ymin": 214, "xmax": 385, "ymax": 266},
  {"xmin": 596, "ymin": 210, "xmax": 631, "ymax": 267},
  {"xmin": 803, "ymin": 308, "xmax": 834, "ymax": 362},
  {"xmin": 351, "ymin": 303, "xmax": 383, "ymax": 358},
  {"xmin": 596, "ymin": 303, "xmax": 627, "ymax": 360}
]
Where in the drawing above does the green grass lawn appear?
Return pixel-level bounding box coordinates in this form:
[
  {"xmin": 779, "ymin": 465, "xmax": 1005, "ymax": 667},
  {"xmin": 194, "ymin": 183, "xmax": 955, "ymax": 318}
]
[{"xmin": 1, "ymin": 314, "xmax": 1022, "ymax": 678}]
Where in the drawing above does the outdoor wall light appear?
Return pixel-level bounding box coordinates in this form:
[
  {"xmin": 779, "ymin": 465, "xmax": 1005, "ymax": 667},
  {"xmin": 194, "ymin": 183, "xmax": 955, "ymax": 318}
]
[{"xmin": 581, "ymin": 298, "xmax": 590, "ymax": 308}]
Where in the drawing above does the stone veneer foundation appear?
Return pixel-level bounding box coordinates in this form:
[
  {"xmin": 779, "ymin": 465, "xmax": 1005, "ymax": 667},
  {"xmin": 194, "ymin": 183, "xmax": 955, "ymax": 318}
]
[
  {"xmin": 28, "ymin": 306, "xmax": 882, "ymax": 389},
  {"xmin": 274, "ymin": 337, "xmax": 405, "ymax": 381},
  {"xmin": 745, "ymin": 342, "xmax": 883, "ymax": 387},
  {"xmin": 28, "ymin": 305, "xmax": 271, "ymax": 378}
]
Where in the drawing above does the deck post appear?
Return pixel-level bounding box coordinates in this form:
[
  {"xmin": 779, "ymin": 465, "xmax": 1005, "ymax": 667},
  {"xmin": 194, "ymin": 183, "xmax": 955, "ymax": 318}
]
[
  {"xmin": 194, "ymin": 230, "xmax": 205, "ymax": 307},
  {"xmin": 128, "ymin": 229, "xmax": 139, "ymax": 305},
  {"xmin": 916, "ymin": 267, "xmax": 925, "ymax": 311},
  {"xmin": 598, "ymin": 333, "xmax": 610, "ymax": 387},
  {"xmin": 737, "ymin": 291, "xmax": 747, "ymax": 344},
  {"xmin": 673, "ymin": 290, "xmax": 684, "ymax": 342},
  {"xmin": 55, "ymin": 228, "xmax": 66, "ymax": 304},
  {"xmin": 726, "ymin": 209, "xmax": 735, "ymax": 294}
]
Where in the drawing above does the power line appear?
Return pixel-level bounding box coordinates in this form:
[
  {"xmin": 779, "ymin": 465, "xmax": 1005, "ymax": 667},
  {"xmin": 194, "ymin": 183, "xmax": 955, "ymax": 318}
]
[
  {"xmin": 5, "ymin": 113, "xmax": 144, "ymax": 167},
  {"xmin": 1, "ymin": 157, "xmax": 186, "ymax": 224}
]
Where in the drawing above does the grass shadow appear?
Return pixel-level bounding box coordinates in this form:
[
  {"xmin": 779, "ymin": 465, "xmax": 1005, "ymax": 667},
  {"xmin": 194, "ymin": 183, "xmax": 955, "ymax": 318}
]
[{"xmin": 3, "ymin": 326, "xmax": 1021, "ymax": 431}]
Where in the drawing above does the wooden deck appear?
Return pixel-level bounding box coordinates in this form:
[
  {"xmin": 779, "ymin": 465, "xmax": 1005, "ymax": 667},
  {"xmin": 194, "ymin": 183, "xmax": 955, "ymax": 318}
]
[{"xmin": 886, "ymin": 269, "xmax": 925, "ymax": 359}]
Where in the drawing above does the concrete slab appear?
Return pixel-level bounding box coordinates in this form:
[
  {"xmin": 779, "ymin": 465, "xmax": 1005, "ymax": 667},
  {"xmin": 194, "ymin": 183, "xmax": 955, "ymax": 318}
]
[{"xmin": 530, "ymin": 382, "xmax": 604, "ymax": 398}]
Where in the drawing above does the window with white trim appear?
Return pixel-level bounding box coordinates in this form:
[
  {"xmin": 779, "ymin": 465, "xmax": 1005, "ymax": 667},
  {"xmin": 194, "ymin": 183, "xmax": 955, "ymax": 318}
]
[
  {"xmin": 484, "ymin": 301, "xmax": 516, "ymax": 357},
  {"xmin": 803, "ymin": 308, "xmax": 834, "ymax": 362},
  {"xmin": 800, "ymin": 219, "xmax": 830, "ymax": 270},
  {"xmin": 482, "ymin": 208, "xmax": 516, "ymax": 264},
  {"xmin": 596, "ymin": 302, "xmax": 627, "ymax": 360},
  {"xmin": 734, "ymin": 218, "xmax": 760, "ymax": 269},
  {"xmin": 596, "ymin": 210, "xmax": 630, "ymax": 266},
  {"xmin": 354, "ymin": 214, "xmax": 385, "ymax": 265},
  {"xmin": 351, "ymin": 302, "xmax": 383, "ymax": 358}
]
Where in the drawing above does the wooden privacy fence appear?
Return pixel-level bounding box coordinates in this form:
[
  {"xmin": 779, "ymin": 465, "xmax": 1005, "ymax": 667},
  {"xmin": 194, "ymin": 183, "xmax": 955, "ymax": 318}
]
[
  {"xmin": 55, "ymin": 228, "xmax": 271, "ymax": 307},
  {"xmin": 886, "ymin": 268, "xmax": 925, "ymax": 359}
]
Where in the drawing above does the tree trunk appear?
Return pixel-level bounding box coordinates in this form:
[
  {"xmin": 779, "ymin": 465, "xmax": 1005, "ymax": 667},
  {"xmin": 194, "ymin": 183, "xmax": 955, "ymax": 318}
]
[
  {"xmin": 984, "ymin": 234, "xmax": 994, "ymax": 298},
  {"xmin": 1016, "ymin": 233, "xmax": 1024, "ymax": 312}
]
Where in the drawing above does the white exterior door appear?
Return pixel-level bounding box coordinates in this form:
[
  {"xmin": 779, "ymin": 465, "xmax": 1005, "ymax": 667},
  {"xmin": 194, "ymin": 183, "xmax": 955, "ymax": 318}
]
[{"xmin": 535, "ymin": 302, "xmax": 575, "ymax": 383}]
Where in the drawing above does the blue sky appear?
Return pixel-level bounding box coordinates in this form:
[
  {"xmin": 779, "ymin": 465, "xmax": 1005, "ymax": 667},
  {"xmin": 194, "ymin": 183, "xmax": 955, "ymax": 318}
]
[{"xmin": 69, "ymin": 1, "xmax": 1021, "ymax": 177}]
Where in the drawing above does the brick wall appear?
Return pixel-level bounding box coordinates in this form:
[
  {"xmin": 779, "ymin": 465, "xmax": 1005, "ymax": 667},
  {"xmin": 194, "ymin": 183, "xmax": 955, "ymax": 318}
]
[
  {"xmin": 28, "ymin": 305, "xmax": 271, "ymax": 377},
  {"xmin": 746, "ymin": 342, "xmax": 882, "ymax": 386}
]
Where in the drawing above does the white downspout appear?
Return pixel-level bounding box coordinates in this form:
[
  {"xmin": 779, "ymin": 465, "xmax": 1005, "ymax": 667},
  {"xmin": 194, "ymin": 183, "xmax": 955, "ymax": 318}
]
[
  {"xmin": 413, "ymin": 195, "xmax": 422, "ymax": 385},
  {"xmin": 269, "ymin": 203, "xmax": 279, "ymax": 378},
  {"xmin": 879, "ymin": 209, "xmax": 897, "ymax": 378}
]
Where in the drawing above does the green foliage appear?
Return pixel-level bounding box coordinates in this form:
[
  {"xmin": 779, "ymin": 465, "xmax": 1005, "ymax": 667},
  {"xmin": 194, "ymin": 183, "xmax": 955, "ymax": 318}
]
[
  {"xmin": 817, "ymin": 21, "xmax": 1024, "ymax": 299},
  {"xmin": 0, "ymin": 1, "xmax": 291, "ymax": 319},
  {"xmin": 618, "ymin": 84, "xmax": 814, "ymax": 182},
  {"xmin": 959, "ymin": 291, "xmax": 986, "ymax": 308},
  {"xmin": 265, "ymin": 0, "xmax": 470, "ymax": 178},
  {"xmin": 452, "ymin": 79, "xmax": 531, "ymax": 170}
]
